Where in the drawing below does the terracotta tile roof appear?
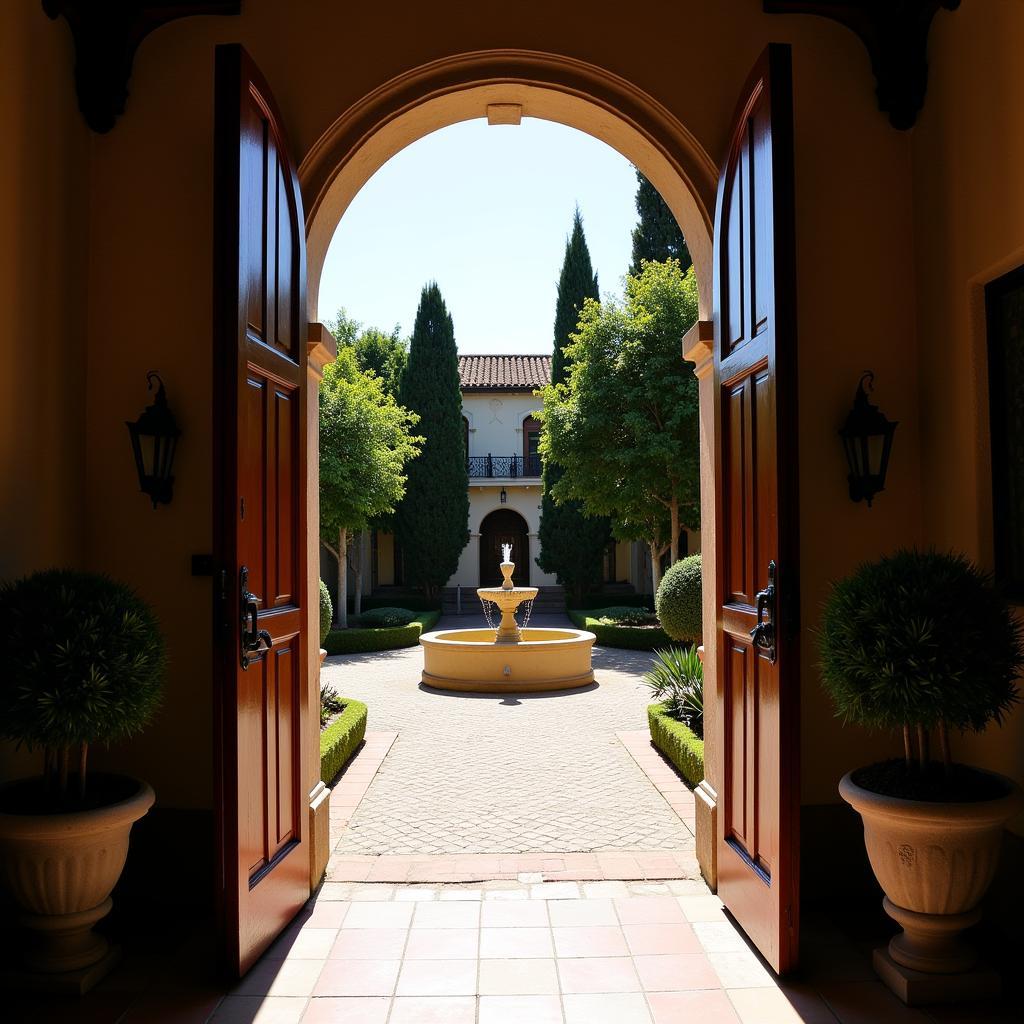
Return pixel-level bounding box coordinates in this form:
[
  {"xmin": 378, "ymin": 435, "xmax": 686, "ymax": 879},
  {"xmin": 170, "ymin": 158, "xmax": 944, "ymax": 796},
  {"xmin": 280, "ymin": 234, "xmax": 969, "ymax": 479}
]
[{"xmin": 458, "ymin": 354, "xmax": 552, "ymax": 391}]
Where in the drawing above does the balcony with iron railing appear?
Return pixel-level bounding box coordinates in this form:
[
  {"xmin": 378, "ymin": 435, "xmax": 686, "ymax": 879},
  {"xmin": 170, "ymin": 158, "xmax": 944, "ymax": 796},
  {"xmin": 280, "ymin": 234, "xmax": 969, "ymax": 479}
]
[{"xmin": 467, "ymin": 454, "xmax": 542, "ymax": 479}]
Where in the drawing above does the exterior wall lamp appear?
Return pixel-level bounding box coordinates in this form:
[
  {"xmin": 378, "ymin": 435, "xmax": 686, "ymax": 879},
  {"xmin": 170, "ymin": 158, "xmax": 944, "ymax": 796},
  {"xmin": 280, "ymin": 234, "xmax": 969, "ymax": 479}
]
[
  {"xmin": 126, "ymin": 371, "xmax": 180, "ymax": 508},
  {"xmin": 839, "ymin": 371, "xmax": 897, "ymax": 507},
  {"xmin": 499, "ymin": 487, "xmax": 508, "ymax": 504}
]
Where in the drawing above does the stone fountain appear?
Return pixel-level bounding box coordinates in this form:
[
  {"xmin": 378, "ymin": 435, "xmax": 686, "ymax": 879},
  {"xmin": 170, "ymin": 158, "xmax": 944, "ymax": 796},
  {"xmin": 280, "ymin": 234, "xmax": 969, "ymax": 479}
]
[{"xmin": 419, "ymin": 544, "xmax": 595, "ymax": 693}]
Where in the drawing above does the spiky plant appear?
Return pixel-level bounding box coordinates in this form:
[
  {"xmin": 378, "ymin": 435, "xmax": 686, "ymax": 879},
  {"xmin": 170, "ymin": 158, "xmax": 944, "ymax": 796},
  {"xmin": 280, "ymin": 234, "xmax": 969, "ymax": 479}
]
[
  {"xmin": 644, "ymin": 645, "xmax": 704, "ymax": 737},
  {"xmin": 0, "ymin": 569, "xmax": 165, "ymax": 803},
  {"xmin": 818, "ymin": 548, "xmax": 1022, "ymax": 771}
]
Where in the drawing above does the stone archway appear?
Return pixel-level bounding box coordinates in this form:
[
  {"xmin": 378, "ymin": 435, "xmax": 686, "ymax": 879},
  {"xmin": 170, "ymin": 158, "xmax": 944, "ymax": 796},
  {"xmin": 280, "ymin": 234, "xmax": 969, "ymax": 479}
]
[{"xmin": 479, "ymin": 508, "xmax": 530, "ymax": 587}]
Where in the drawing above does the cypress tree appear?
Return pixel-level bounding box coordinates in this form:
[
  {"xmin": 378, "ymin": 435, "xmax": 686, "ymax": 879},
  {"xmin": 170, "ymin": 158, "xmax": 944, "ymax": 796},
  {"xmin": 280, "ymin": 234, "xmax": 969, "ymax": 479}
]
[
  {"xmin": 629, "ymin": 171, "xmax": 691, "ymax": 276},
  {"xmin": 394, "ymin": 283, "xmax": 469, "ymax": 598},
  {"xmin": 537, "ymin": 209, "xmax": 611, "ymax": 602}
]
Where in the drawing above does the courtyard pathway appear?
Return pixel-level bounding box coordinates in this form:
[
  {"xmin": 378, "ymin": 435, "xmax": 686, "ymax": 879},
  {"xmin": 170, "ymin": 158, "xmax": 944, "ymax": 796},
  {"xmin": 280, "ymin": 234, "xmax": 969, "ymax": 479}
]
[{"xmin": 320, "ymin": 615, "xmax": 695, "ymax": 858}]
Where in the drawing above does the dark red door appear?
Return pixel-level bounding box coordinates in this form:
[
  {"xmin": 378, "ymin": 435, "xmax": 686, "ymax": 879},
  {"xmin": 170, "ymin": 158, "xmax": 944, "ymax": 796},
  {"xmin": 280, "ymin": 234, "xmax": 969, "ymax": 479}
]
[
  {"xmin": 213, "ymin": 43, "xmax": 310, "ymax": 977},
  {"xmin": 713, "ymin": 44, "xmax": 800, "ymax": 974}
]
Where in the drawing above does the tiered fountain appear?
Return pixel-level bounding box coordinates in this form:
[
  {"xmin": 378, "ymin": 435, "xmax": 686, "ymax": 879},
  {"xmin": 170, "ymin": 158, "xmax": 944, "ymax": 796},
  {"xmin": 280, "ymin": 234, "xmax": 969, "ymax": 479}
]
[{"xmin": 419, "ymin": 544, "xmax": 595, "ymax": 693}]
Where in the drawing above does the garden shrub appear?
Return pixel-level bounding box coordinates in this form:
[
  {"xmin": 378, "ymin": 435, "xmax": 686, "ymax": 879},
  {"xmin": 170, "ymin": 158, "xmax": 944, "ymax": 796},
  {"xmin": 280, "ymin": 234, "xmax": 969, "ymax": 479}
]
[
  {"xmin": 357, "ymin": 606, "xmax": 416, "ymax": 628},
  {"xmin": 595, "ymin": 605, "xmax": 659, "ymax": 626},
  {"xmin": 644, "ymin": 646, "xmax": 703, "ymax": 737},
  {"xmin": 320, "ymin": 698, "xmax": 367, "ymax": 783},
  {"xmin": 570, "ymin": 593, "xmax": 653, "ymax": 612},
  {"xmin": 320, "ymin": 683, "xmax": 345, "ymax": 728},
  {"xmin": 648, "ymin": 703, "xmax": 704, "ymax": 788},
  {"xmin": 323, "ymin": 611, "xmax": 441, "ymax": 655},
  {"xmin": 569, "ymin": 610, "xmax": 671, "ymax": 650},
  {"xmin": 319, "ymin": 579, "xmax": 333, "ymax": 647},
  {"xmin": 656, "ymin": 554, "xmax": 702, "ymax": 643}
]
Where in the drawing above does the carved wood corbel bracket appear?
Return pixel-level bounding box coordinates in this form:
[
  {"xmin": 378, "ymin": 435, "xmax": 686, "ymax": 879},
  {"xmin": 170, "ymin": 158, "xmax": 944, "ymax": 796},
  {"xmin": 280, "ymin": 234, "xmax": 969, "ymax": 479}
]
[
  {"xmin": 43, "ymin": 1, "xmax": 240, "ymax": 133},
  {"xmin": 763, "ymin": 1, "xmax": 960, "ymax": 129}
]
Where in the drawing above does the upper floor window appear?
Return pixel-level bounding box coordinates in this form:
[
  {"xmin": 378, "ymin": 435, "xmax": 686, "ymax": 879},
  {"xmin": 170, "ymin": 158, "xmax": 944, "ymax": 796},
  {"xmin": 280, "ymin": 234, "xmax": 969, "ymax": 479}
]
[
  {"xmin": 523, "ymin": 416, "xmax": 541, "ymax": 461},
  {"xmin": 986, "ymin": 265, "xmax": 1024, "ymax": 598},
  {"xmin": 463, "ymin": 415, "xmax": 470, "ymax": 458}
]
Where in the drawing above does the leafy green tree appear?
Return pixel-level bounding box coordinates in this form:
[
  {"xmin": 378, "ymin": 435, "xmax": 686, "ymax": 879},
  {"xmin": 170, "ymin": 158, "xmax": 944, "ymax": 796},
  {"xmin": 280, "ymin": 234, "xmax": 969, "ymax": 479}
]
[
  {"xmin": 629, "ymin": 171, "xmax": 691, "ymax": 277},
  {"xmin": 326, "ymin": 307, "xmax": 361, "ymax": 349},
  {"xmin": 394, "ymin": 283, "xmax": 470, "ymax": 598},
  {"xmin": 353, "ymin": 327, "xmax": 407, "ymax": 398},
  {"xmin": 537, "ymin": 209, "xmax": 611, "ymax": 601},
  {"xmin": 320, "ymin": 347, "xmax": 422, "ymax": 627},
  {"xmin": 540, "ymin": 259, "xmax": 700, "ymax": 594}
]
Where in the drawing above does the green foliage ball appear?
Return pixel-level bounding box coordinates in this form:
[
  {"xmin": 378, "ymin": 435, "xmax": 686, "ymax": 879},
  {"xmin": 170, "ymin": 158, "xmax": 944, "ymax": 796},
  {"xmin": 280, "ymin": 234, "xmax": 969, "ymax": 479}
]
[
  {"xmin": 595, "ymin": 606, "xmax": 658, "ymax": 626},
  {"xmin": 656, "ymin": 554, "xmax": 702, "ymax": 643},
  {"xmin": 818, "ymin": 549, "xmax": 1023, "ymax": 733},
  {"xmin": 319, "ymin": 579, "xmax": 333, "ymax": 646},
  {"xmin": 357, "ymin": 607, "xmax": 416, "ymax": 628},
  {"xmin": 0, "ymin": 569, "xmax": 166, "ymax": 750}
]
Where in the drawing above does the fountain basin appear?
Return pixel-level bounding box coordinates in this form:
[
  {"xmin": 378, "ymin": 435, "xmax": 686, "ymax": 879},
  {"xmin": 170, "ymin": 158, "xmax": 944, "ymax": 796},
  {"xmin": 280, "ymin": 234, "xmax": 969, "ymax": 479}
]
[{"xmin": 420, "ymin": 628, "xmax": 596, "ymax": 693}]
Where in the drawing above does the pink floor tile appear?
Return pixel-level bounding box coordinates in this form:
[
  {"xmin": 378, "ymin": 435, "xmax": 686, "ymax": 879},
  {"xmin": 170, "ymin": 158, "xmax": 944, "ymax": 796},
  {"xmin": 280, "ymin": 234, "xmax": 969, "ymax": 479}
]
[
  {"xmin": 478, "ymin": 994, "xmax": 564, "ymax": 1024},
  {"xmin": 313, "ymin": 959, "xmax": 400, "ymax": 997},
  {"xmin": 727, "ymin": 986, "xmax": 838, "ymax": 1024},
  {"xmin": 481, "ymin": 900, "xmax": 550, "ymax": 928},
  {"xmin": 342, "ymin": 902, "xmax": 414, "ymax": 929},
  {"xmin": 480, "ymin": 927, "xmax": 555, "ymax": 959},
  {"xmin": 563, "ymin": 991, "xmax": 653, "ymax": 1023},
  {"xmin": 615, "ymin": 897, "xmax": 687, "ymax": 925},
  {"xmin": 411, "ymin": 901, "xmax": 480, "ymax": 929},
  {"xmin": 395, "ymin": 959, "xmax": 477, "ymax": 996},
  {"xmin": 548, "ymin": 899, "xmax": 617, "ymax": 927},
  {"xmin": 300, "ymin": 997, "xmax": 390, "ymax": 1023},
  {"xmin": 403, "ymin": 928, "xmax": 478, "ymax": 959},
  {"xmin": 214, "ymin": 995, "xmax": 308, "ymax": 1023},
  {"xmin": 633, "ymin": 953, "xmax": 721, "ymax": 991},
  {"xmin": 623, "ymin": 923, "xmax": 701, "ymax": 956},
  {"xmin": 388, "ymin": 996, "xmax": 477, "ymax": 1024},
  {"xmin": 266, "ymin": 928, "xmax": 339, "ymax": 960},
  {"xmin": 557, "ymin": 956, "xmax": 641, "ymax": 993},
  {"xmin": 552, "ymin": 925, "xmax": 629, "ymax": 958},
  {"xmin": 233, "ymin": 959, "xmax": 323, "ymax": 998},
  {"xmin": 301, "ymin": 902, "xmax": 350, "ymax": 929},
  {"xmin": 477, "ymin": 958, "xmax": 560, "ymax": 995},
  {"xmin": 329, "ymin": 929, "xmax": 408, "ymax": 960},
  {"xmin": 647, "ymin": 990, "xmax": 741, "ymax": 1023}
]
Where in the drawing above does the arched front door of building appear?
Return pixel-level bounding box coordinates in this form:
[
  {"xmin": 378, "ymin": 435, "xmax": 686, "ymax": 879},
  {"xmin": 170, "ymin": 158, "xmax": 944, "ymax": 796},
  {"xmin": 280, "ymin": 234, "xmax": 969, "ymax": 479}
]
[{"xmin": 479, "ymin": 509, "xmax": 529, "ymax": 587}]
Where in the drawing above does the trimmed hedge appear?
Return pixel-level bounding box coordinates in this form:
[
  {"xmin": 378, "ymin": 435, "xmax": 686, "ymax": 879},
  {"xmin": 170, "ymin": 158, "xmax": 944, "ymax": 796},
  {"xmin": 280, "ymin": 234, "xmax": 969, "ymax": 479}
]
[
  {"xmin": 348, "ymin": 594, "xmax": 441, "ymax": 613},
  {"xmin": 320, "ymin": 698, "xmax": 368, "ymax": 784},
  {"xmin": 319, "ymin": 580, "xmax": 333, "ymax": 647},
  {"xmin": 324, "ymin": 611, "xmax": 441, "ymax": 655},
  {"xmin": 656, "ymin": 554, "xmax": 702, "ymax": 643},
  {"xmin": 648, "ymin": 702, "xmax": 704, "ymax": 788},
  {"xmin": 569, "ymin": 610, "xmax": 671, "ymax": 650}
]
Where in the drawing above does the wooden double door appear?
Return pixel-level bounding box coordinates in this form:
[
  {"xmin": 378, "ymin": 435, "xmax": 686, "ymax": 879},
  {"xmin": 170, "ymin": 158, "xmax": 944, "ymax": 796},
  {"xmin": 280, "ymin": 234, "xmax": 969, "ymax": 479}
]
[{"xmin": 480, "ymin": 509, "xmax": 530, "ymax": 587}]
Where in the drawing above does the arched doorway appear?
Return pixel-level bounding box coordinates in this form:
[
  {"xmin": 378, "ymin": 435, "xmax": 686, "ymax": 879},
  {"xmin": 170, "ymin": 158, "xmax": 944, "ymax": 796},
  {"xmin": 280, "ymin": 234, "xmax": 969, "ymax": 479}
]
[{"xmin": 479, "ymin": 509, "xmax": 529, "ymax": 587}]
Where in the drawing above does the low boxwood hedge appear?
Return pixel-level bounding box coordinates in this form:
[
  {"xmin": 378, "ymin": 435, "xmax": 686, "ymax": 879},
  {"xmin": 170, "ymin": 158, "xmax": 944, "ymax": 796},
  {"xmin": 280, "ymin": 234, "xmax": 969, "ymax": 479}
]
[
  {"xmin": 648, "ymin": 702, "xmax": 704, "ymax": 788},
  {"xmin": 323, "ymin": 611, "xmax": 441, "ymax": 655},
  {"xmin": 320, "ymin": 698, "xmax": 368, "ymax": 784},
  {"xmin": 569, "ymin": 610, "xmax": 671, "ymax": 650},
  {"xmin": 570, "ymin": 593, "xmax": 654, "ymax": 612}
]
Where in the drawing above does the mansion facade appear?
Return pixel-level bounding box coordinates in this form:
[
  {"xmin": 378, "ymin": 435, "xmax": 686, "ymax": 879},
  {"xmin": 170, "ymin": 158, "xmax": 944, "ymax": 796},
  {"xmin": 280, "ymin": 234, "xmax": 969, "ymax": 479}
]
[{"xmin": 331, "ymin": 354, "xmax": 689, "ymax": 604}]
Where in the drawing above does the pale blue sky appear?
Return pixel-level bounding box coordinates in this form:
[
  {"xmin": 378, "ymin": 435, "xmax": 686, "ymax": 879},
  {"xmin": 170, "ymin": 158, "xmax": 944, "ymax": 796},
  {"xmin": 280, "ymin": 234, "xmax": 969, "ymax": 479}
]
[{"xmin": 317, "ymin": 119, "xmax": 639, "ymax": 354}]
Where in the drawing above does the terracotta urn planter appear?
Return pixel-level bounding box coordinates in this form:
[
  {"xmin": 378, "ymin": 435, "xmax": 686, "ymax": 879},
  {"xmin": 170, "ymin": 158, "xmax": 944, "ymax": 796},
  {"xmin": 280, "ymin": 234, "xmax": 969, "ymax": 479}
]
[
  {"xmin": 0, "ymin": 774, "xmax": 155, "ymax": 974},
  {"xmin": 839, "ymin": 769, "xmax": 1023, "ymax": 974}
]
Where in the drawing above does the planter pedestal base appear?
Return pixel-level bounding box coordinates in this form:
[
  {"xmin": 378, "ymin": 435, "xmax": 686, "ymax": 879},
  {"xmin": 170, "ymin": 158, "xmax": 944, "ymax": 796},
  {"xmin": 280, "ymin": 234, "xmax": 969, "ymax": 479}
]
[
  {"xmin": 883, "ymin": 896, "xmax": 981, "ymax": 973},
  {"xmin": 0, "ymin": 946, "xmax": 122, "ymax": 996},
  {"xmin": 873, "ymin": 946, "xmax": 1000, "ymax": 1006}
]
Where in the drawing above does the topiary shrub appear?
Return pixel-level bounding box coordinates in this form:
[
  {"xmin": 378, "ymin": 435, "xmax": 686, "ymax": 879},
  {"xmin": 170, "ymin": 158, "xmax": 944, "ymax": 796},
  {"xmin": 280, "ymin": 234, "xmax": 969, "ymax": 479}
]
[
  {"xmin": 648, "ymin": 703, "xmax": 704, "ymax": 788},
  {"xmin": 656, "ymin": 554, "xmax": 702, "ymax": 643},
  {"xmin": 320, "ymin": 698, "xmax": 367, "ymax": 783},
  {"xmin": 0, "ymin": 569, "xmax": 166, "ymax": 805},
  {"xmin": 819, "ymin": 548, "xmax": 1023, "ymax": 794},
  {"xmin": 356, "ymin": 606, "xmax": 416, "ymax": 628},
  {"xmin": 319, "ymin": 579, "xmax": 333, "ymax": 647}
]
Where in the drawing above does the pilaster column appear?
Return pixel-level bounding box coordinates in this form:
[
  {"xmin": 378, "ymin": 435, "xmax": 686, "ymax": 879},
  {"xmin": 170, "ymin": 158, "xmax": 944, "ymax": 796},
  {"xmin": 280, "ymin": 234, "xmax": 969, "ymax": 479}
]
[
  {"xmin": 683, "ymin": 319, "xmax": 719, "ymax": 890},
  {"xmin": 307, "ymin": 322, "xmax": 337, "ymax": 890}
]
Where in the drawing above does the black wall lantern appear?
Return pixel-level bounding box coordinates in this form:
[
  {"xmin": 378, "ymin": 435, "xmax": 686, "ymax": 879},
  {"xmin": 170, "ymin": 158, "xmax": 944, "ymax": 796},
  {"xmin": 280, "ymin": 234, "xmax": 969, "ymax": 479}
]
[
  {"xmin": 126, "ymin": 371, "xmax": 180, "ymax": 508},
  {"xmin": 499, "ymin": 487, "xmax": 508, "ymax": 505},
  {"xmin": 839, "ymin": 371, "xmax": 897, "ymax": 507}
]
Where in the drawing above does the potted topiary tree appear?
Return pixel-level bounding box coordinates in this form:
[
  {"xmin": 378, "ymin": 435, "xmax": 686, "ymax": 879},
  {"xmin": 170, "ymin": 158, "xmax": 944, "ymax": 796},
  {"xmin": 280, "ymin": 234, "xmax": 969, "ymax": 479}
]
[
  {"xmin": 819, "ymin": 549, "xmax": 1023, "ymax": 982},
  {"xmin": 319, "ymin": 578, "xmax": 333, "ymax": 666},
  {"xmin": 0, "ymin": 569, "xmax": 165, "ymax": 985},
  {"xmin": 656, "ymin": 553, "xmax": 702, "ymax": 645}
]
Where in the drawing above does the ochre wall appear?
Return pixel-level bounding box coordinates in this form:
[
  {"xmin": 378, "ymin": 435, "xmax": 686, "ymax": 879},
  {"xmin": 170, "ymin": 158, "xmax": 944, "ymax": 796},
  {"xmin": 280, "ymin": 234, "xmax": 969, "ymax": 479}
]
[
  {"xmin": 6, "ymin": 0, "xmax": 971, "ymax": 813},
  {"xmin": 0, "ymin": 4, "xmax": 91, "ymax": 780},
  {"xmin": 912, "ymin": 0, "xmax": 1024, "ymax": 825}
]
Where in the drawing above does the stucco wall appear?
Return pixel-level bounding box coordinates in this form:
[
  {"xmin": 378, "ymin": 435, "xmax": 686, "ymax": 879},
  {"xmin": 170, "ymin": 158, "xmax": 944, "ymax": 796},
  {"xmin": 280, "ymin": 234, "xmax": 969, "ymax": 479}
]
[
  {"xmin": 912, "ymin": 0, "xmax": 1024, "ymax": 821},
  {"xmin": 463, "ymin": 391, "xmax": 541, "ymax": 461},
  {"xmin": 5, "ymin": 0, "xmax": 951, "ymax": 811},
  {"xmin": 0, "ymin": 4, "xmax": 91, "ymax": 779}
]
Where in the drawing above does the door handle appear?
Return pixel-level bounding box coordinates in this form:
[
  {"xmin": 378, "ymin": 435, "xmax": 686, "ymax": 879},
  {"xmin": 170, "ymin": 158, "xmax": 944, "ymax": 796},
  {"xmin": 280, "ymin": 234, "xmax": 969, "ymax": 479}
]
[
  {"xmin": 240, "ymin": 565, "xmax": 272, "ymax": 669},
  {"xmin": 749, "ymin": 559, "xmax": 777, "ymax": 663}
]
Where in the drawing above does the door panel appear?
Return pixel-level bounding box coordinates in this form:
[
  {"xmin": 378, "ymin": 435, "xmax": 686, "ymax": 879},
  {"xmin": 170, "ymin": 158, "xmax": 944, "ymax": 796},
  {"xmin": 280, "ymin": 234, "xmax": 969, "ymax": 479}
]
[
  {"xmin": 214, "ymin": 43, "xmax": 310, "ymax": 978},
  {"xmin": 713, "ymin": 44, "xmax": 800, "ymax": 975}
]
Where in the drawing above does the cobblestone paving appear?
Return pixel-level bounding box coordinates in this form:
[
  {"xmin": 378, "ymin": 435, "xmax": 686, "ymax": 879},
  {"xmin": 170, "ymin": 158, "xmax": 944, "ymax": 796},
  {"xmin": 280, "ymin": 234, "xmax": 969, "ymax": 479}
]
[{"xmin": 321, "ymin": 616, "xmax": 695, "ymax": 856}]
